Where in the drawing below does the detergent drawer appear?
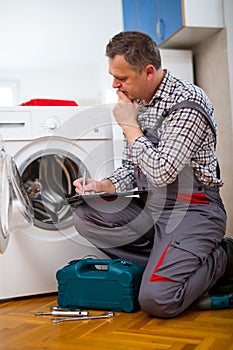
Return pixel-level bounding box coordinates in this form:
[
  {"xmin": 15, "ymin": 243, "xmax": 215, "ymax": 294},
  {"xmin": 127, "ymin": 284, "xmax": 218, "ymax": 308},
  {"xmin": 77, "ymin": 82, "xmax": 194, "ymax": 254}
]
[{"xmin": 0, "ymin": 111, "xmax": 32, "ymax": 140}]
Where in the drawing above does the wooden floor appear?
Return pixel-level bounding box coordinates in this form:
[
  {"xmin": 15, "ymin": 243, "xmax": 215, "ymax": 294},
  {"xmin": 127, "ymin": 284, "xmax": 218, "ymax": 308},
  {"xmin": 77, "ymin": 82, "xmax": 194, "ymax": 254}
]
[{"xmin": 0, "ymin": 294, "xmax": 233, "ymax": 350}]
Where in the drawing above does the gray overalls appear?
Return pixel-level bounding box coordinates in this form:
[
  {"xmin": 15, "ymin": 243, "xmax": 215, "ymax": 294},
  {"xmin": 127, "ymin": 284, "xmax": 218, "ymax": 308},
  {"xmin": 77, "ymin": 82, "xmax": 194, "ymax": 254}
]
[{"xmin": 73, "ymin": 101, "xmax": 227, "ymax": 318}]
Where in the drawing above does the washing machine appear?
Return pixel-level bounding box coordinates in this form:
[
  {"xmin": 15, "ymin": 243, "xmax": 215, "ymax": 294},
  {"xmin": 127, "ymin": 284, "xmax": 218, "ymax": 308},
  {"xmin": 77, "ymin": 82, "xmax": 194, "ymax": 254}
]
[{"xmin": 0, "ymin": 105, "xmax": 115, "ymax": 300}]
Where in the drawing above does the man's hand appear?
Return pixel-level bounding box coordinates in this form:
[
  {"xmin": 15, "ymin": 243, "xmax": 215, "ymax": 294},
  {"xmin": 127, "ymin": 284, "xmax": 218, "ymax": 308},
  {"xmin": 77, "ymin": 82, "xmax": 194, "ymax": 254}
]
[
  {"xmin": 113, "ymin": 90, "xmax": 138, "ymax": 128},
  {"xmin": 113, "ymin": 91, "xmax": 143, "ymax": 147},
  {"xmin": 73, "ymin": 178, "xmax": 115, "ymax": 195}
]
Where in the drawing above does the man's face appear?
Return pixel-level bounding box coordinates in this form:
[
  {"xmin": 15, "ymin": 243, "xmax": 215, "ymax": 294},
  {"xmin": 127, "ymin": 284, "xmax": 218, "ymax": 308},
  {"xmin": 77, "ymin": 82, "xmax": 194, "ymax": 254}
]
[{"xmin": 108, "ymin": 55, "xmax": 148, "ymax": 102}]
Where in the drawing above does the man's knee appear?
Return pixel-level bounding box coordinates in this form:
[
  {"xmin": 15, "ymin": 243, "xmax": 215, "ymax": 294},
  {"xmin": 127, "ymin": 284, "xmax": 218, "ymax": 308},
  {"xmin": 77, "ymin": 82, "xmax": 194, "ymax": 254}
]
[
  {"xmin": 138, "ymin": 281, "xmax": 184, "ymax": 318},
  {"xmin": 73, "ymin": 205, "xmax": 91, "ymax": 235},
  {"xmin": 74, "ymin": 203, "xmax": 88, "ymax": 216}
]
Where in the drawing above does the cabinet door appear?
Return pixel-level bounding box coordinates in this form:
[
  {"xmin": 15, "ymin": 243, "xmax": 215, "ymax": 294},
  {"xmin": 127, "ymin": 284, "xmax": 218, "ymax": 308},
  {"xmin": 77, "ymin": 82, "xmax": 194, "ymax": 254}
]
[
  {"xmin": 122, "ymin": 0, "xmax": 158, "ymax": 41},
  {"xmin": 122, "ymin": 0, "xmax": 139, "ymax": 32},
  {"xmin": 156, "ymin": 0, "xmax": 182, "ymax": 44},
  {"xmin": 122, "ymin": 0, "xmax": 182, "ymax": 44}
]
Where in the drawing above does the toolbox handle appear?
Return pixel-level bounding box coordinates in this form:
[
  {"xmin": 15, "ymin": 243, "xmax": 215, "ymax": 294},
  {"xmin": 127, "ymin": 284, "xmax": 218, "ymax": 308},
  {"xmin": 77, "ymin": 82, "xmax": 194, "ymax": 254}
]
[
  {"xmin": 79, "ymin": 258, "xmax": 133, "ymax": 267},
  {"xmin": 82, "ymin": 259, "xmax": 111, "ymax": 265},
  {"xmin": 76, "ymin": 259, "xmax": 133, "ymax": 278}
]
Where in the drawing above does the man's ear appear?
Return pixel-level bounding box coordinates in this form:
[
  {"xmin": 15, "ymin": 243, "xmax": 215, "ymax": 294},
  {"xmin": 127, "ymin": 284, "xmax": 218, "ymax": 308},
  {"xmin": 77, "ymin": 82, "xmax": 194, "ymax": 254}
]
[{"xmin": 145, "ymin": 65, "xmax": 155, "ymax": 81}]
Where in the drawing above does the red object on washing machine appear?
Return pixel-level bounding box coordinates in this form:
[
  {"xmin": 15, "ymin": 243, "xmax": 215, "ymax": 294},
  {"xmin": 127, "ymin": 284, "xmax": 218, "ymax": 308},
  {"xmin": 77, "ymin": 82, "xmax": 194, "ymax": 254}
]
[{"xmin": 20, "ymin": 99, "xmax": 78, "ymax": 106}]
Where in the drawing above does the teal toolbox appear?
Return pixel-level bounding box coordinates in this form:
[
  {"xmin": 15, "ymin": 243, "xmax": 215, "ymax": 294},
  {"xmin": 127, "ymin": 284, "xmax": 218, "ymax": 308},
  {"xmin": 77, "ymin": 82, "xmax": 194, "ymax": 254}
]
[{"xmin": 56, "ymin": 258, "xmax": 145, "ymax": 312}]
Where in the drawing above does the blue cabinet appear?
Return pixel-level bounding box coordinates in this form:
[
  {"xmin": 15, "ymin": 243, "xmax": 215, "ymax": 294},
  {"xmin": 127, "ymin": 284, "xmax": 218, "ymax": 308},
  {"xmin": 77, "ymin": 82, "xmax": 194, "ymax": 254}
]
[
  {"xmin": 122, "ymin": 0, "xmax": 223, "ymax": 48},
  {"xmin": 122, "ymin": 0, "xmax": 182, "ymax": 45}
]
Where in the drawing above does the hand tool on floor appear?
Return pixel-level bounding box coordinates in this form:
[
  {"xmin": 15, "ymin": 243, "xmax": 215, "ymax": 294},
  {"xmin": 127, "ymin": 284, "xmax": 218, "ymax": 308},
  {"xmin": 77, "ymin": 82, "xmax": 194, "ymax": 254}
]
[
  {"xmin": 51, "ymin": 311, "xmax": 115, "ymax": 323},
  {"xmin": 35, "ymin": 309, "xmax": 89, "ymax": 317},
  {"xmin": 50, "ymin": 305, "xmax": 83, "ymax": 312},
  {"xmin": 196, "ymin": 294, "xmax": 233, "ymax": 310}
]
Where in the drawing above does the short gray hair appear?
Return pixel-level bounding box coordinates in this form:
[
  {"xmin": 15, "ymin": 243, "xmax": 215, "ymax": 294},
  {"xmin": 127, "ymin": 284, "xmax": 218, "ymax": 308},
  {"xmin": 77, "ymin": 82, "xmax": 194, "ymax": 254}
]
[{"xmin": 105, "ymin": 31, "xmax": 162, "ymax": 72}]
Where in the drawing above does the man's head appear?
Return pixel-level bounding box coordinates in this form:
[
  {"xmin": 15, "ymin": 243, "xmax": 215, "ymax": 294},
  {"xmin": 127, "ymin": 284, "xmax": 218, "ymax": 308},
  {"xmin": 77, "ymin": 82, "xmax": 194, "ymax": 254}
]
[
  {"xmin": 106, "ymin": 31, "xmax": 161, "ymax": 73},
  {"xmin": 105, "ymin": 31, "xmax": 164, "ymax": 103}
]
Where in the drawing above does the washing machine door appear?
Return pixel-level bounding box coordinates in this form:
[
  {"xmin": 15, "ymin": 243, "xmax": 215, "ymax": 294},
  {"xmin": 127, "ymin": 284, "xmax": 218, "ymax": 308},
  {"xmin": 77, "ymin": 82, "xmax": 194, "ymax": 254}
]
[{"xmin": 0, "ymin": 149, "xmax": 34, "ymax": 253}]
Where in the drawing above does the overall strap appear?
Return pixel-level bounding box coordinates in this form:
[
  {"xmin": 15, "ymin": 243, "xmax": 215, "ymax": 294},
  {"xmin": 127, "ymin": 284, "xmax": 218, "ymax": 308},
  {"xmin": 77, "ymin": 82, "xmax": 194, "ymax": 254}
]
[
  {"xmin": 164, "ymin": 100, "xmax": 220, "ymax": 177},
  {"xmin": 165, "ymin": 100, "xmax": 216, "ymax": 139}
]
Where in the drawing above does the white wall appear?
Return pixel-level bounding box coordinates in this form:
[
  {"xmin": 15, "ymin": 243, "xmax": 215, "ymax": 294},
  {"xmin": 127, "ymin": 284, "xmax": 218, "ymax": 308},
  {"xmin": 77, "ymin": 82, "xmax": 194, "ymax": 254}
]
[
  {"xmin": 223, "ymin": 0, "xmax": 233, "ymax": 136},
  {"xmin": 188, "ymin": 1, "xmax": 233, "ymax": 236},
  {"xmin": 0, "ymin": 0, "xmax": 123, "ymax": 105},
  {"xmin": 0, "ymin": 0, "xmax": 196, "ymax": 106},
  {"xmin": 0, "ymin": 66, "xmax": 102, "ymax": 105}
]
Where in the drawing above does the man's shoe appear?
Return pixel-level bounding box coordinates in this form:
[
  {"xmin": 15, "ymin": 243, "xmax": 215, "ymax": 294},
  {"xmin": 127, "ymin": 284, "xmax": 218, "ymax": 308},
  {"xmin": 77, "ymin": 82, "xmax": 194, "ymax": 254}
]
[
  {"xmin": 209, "ymin": 277, "xmax": 233, "ymax": 295},
  {"xmin": 221, "ymin": 237, "xmax": 233, "ymax": 278},
  {"xmin": 208, "ymin": 237, "xmax": 233, "ymax": 295}
]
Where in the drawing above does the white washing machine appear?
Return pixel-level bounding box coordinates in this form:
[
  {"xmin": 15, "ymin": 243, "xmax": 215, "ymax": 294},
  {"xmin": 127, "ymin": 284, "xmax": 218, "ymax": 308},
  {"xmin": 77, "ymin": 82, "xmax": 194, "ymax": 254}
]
[{"xmin": 0, "ymin": 105, "xmax": 114, "ymax": 300}]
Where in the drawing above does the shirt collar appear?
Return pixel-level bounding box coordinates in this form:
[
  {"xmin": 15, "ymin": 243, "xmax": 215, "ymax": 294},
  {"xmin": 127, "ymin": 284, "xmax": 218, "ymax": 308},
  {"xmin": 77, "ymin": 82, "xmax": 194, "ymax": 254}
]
[{"xmin": 140, "ymin": 70, "xmax": 174, "ymax": 107}]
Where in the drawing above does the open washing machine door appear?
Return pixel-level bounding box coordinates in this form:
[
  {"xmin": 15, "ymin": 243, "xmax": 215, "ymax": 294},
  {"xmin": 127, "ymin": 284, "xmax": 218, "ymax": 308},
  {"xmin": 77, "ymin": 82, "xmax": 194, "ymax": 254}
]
[{"xmin": 0, "ymin": 148, "xmax": 34, "ymax": 253}]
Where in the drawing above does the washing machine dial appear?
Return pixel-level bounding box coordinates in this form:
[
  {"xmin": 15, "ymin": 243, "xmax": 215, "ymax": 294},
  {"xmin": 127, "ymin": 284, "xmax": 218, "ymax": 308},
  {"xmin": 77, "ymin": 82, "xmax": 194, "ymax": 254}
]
[{"xmin": 43, "ymin": 116, "xmax": 61, "ymax": 133}]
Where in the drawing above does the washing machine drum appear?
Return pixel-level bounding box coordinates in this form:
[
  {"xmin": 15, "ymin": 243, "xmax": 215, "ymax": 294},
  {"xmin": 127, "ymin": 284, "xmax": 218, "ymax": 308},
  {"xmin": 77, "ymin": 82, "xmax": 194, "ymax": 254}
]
[
  {"xmin": 0, "ymin": 149, "xmax": 34, "ymax": 253},
  {"xmin": 20, "ymin": 153, "xmax": 83, "ymax": 231}
]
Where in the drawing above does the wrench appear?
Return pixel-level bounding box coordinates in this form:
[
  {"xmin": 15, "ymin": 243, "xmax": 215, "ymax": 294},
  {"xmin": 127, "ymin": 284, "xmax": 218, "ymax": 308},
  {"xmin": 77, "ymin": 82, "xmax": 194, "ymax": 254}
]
[{"xmin": 51, "ymin": 311, "xmax": 115, "ymax": 323}]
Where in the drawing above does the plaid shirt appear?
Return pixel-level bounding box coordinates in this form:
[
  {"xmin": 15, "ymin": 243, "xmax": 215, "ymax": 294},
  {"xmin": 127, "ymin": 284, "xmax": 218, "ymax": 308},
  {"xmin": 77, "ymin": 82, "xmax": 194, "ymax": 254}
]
[{"xmin": 108, "ymin": 71, "xmax": 223, "ymax": 191}]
